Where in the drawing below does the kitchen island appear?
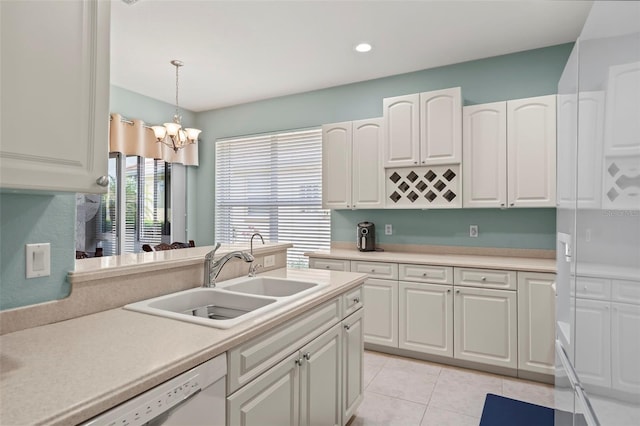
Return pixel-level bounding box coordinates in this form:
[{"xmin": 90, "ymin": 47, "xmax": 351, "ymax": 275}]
[{"xmin": 0, "ymin": 266, "xmax": 366, "ymax": 425}]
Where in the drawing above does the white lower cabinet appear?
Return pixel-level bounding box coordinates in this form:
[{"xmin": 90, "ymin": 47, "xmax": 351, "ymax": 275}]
[
  {"xmin": 227, "ymin": 351, "xmax": 300, "ymax": 426},
  {"xmin": 362, "ymin": 278, "xmax": 398, "ymax": 347},
  {"xmin": 453, "ymin": 286, "xmax": 517, "ymax": 369},
  {"xmin": 399, "ymin": 281, "xmax": 453, "ymax": 357},
  {"xmin": 309, "ymin": 256, "xmax": 555, "ymax": 378},
  {"xmin": 574, "ymin": 298, "xmax": 611, "ymax": 388},
  {"xmin": 227, "ymin": 290, "xmax": 364, "ymax": 426},
  {"xmin": 299, "ymin": 324, "xmax": 343, "ymax": 426},
  {"xmin": 342, "ymin": 309, "xmax": 364, "ymax": 423},
  {"xmin": 517, "ymin": 272, "xmax": 556, "ymax": 375}
]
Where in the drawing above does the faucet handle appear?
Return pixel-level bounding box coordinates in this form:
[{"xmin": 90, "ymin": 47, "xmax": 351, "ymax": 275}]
[{"xmin": 249, "ymin": 262, "xmax": 263, "ymax": 277}]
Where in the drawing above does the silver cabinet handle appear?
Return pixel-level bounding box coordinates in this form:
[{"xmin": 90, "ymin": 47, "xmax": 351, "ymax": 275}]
[
  {"xmin": 295, "ymin": 357, "xmax": 304, "ymax": 366},
  {"xmin": 481, "ymin": 276, "xmax": 487, "ymax": 281},
  {"xmin": 303, "ymin": 352, "xmax": 311, "ymax": 361},
  {"xmin": 510, "ymin": 203, "xmax": 515, "ymax": 207},
  {"xmin": 447, "ymin": 289, "xmax": 451, "ymax": 293},
  {"xmin": 500, "ymin": 203, "xmax": 505, "ymax": 207},
  {"xmin": 325, "ymin": 265, "xmax": 330, "ymax": 269},
  {"xmin": 371, "ymin": 269, "xmax": 375, "ymax": 273},
  {"xmin": 344, "ymin": 324, "xmax": 351, "ymax": 331},
  {"xmin": 353, "ymin": 297, "xmax": 360, "ymax": 304},
  {"xmin": 96, "ymin": 175, "xmax": 109, "ymax": 187},
  {"xmin": 456, "ymin": 289, "xmax": 460, "ymax": 294},
  {"xmin": 422, "ymin": 272, "xmax": 427, "ymax": 277},
  {"xmin": 421, "ymin": 160, "xmax": 425, "ymax": 164},
  {"xmin": 414, "ymin": 161, "xmax": 418, "ymax": 165}
]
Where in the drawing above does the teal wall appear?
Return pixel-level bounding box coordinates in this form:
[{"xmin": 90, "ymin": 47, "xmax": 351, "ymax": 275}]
[
  {"xmin": 190, "ymin": 43, "xmax": 571, "ymax": 248},
  {"xmin": 333, "ymin": 209, "xmax": 556, "ymax": 249},
  {"xmin": 0, "ymin": 45, "xmax": 570, "ymax": 310},
  {"xmin": 0, "ymin": 87, "xmax": 195, "ymax": 310}
]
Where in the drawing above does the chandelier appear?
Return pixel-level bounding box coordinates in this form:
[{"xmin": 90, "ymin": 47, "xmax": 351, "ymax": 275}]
[{"xmin": 151, "ymin": 60, "xmax": 201, "ymax": 153}]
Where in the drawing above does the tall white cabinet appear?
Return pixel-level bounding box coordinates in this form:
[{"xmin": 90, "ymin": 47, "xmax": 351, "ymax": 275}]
[
  {"xmin": 0, "ymin": 0, "xmax": 110, "ymax": 193},
  {"xmin": 322, "ymin": 118, "xmax": 384, "ymax": 209},
  {"xmin": 462, "ymin": 95, "xmax": 557, "ymax": 208}
]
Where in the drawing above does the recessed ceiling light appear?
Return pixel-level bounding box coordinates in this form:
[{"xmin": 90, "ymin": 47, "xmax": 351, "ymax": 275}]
[{"xmin": 355, "ymin": 43, "xmax": 373, "ymax": 53}]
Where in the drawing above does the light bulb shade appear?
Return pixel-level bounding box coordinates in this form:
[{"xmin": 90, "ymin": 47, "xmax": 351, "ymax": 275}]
[
  {"xmin": 152, "ymin": 125, "xmax": 167, "ymax": 141},
  {"xmin": 185, "ymin": 128, "xmax": 202, "ymax": 142},
  {"xmin": 164, "ymin": 122, "xmax": 182, "ymax": 136},
  {"xmin": 178, "ymin": 129, "xmax": 187, "ymax": 144}
]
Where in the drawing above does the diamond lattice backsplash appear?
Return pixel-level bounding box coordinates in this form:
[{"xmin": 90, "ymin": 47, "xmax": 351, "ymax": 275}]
[{"xmin": 385, "ymin": 165, "xmax": 461, "ymax": 208}]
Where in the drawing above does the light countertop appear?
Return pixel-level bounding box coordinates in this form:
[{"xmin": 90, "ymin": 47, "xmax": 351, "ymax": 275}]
[
  {"xmin": 0, "ymin": 268, "xmax": 366, "ymax": 426},
  {"xmin": 306, "ymin": 248, "xmax": 557, "ymax": 273}
]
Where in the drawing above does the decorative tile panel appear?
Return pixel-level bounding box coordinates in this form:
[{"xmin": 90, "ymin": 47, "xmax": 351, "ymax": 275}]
[
  {"xmin": 385, "ymin": 165, "xmax": 462, "ymax": 208},
  {"xmin": 603, "ymin": 156, "xmax": 640, "ymax": 210}
]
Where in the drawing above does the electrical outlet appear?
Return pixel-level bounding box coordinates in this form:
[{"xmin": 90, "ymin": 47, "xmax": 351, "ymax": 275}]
[
  {"xmin": 385, "ymin": 224, "xmax": 393, "ymax": 235},
  {"xmin": 263, "ymin": 255, "xmax": 275, "ymax": 267},
  {"xmin": 469, "ymin": 225, "xmax": 478, "ymax": 238},
  {"xmin": 26, "ymin": 243, "xmax": 51, "ymax": 278}
]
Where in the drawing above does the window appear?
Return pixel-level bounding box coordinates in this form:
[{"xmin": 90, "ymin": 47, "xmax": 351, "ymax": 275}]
[
  {"xmin": 77, "ymin": 154, "xmax": 171, "ymax": 256},
  {"xmin": 215, "ymin": 128, "xmax": 330, "ymax": 267}
]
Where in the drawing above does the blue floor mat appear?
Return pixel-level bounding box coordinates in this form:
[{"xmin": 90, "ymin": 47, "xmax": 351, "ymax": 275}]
[{"xmin": 479, "ymin": 393, "xmax": 567, "ymax": 426}]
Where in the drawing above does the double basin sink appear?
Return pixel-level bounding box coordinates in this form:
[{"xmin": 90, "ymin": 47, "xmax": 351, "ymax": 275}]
[{"xmin": 124, "ymin": 276, "xmax": 328, "ymax": 329}]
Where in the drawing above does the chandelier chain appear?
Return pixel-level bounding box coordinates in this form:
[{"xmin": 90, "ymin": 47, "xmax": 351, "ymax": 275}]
[{"xmin": 175, "ymin": 62, "xmax": 180, "ymax": 122}]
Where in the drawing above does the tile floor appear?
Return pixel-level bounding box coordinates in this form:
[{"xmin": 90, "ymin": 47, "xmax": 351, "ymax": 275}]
[{"xmin": 350, "ymin": 350, "xmax": 555, "ymax": 426}]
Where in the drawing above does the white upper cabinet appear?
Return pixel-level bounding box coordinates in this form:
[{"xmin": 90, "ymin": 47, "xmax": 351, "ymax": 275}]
[
  {"xmin": 462, "ymin": 102, "xmax": 507, "ymax": 208},
  {"xmin": 604, "ymin": 61, "xmax": 640, "ymax": 157},
  {"xmin": 419, "ymin": 88, "xmax": 462, "ymax": 165},
  {"xmin": 383, "ymin": 94, "xmax": 420, "ymax": 167},
  {"xmin": 383, "ymin": 88, "xmax": 461, "ymax": 167},
  {"xmin": 0, "ymin": 0, "xmax": 110, "ymax": 193},
  {"xmin": 322, "ymin": 118, "xmax": 384, "ymax": 209},
  {"xmin": 322, "ymin": 122, "xmax": 352, "ymax": 209},
  {"xmin": 507, "ymin": 95, "xmax": 557, "ymax": 207},
  {"xmin": 463, "ymin": 95, "xmax": 557, "ymax": 208},
  {"xmin": 352, "ymin": 118, "xmax": 384, "ymax": 209}
]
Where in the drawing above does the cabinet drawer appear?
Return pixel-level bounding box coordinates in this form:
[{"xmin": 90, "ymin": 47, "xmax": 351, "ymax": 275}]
[
  {"xmin": 454, "ymin": 267, "xmax": 516, "ymax": 290},
  {"xmin": 227, "ymin": 297, "xmax": 341, "ymax": 394},
  {"xmin": 309, "ymin": 258, "xmax": 351, "ymax": 272},
  {"xmin": 612, "ymin": 279, "xmax": 640, "ymax": 304},
  {"xmin": 343, "ymin": 285, "xmax": 363, "ymax": 317},
  {"xmin": 351, "ymin": 261, "xmax": 398, "ymax": 280},
  {"xmin": 574, "ymin": 276, "xmax": 611, "ymax": 300},
  {"xmin": 399, "ymin": 264, "xmax": 452, "ymax": 284}
]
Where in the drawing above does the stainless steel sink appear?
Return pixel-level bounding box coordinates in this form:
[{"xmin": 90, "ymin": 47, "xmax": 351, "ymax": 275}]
[
  {"xmin": 124, "ymin": 288, "xmax": 278, "ymax": 329},
  {"xmin": 217, "ymin": 276, "xmax": 326, "ymax": 298},
  {"xmin": 124, "ymin": 276, "xmax": 328, "ymax": 329}
]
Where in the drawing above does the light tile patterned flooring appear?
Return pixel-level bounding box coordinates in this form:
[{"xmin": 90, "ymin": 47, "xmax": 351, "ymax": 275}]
[{"xmin": 350, "ymin": 350, "xmax": 554, "ymax": 426}]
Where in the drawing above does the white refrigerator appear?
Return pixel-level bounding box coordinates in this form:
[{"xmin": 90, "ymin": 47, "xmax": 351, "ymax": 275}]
[{"xmin": 555, "ymin": 2, "xmax": 640, "ymax": 425}]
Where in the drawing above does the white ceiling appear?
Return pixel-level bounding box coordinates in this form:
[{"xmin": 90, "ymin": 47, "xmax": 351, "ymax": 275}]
[{"xmin": 110, "ymin": 0, "xmax": 593, "ymax": 112}]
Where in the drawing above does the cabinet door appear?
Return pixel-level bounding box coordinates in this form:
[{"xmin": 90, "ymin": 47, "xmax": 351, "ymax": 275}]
[
  {"xmin": 362, "ymin": 278, "xmax": 398, "ymax": 347},
  {"xmin": 342, "ymin": 309, "xmax": 364, "ymax": 425},
  {"xmin": 574, "ymin": 299, "xmax": 611, "ymax": 388},
  {"xmin": 300, "ymin": 324, "xmax": 342, "ymax": 426},
  {"xmin": 611, "ymin": 302, "xmax": 640, "ymax": 394},
  {"xmin": 462, "ymin": 102, "xmax": 507, "ymax": 208},
  {"xmin": 517, "ymin": 272, "xmax": 556, "ymax": 375},
  {"xmin": 322, "ymin": 122, "xmax": 352, "ymax": 209},
  {"xmin": 383, "ymin": 94, "xmax": 420, "ymax": 167},
  {"xmin": 454, "ymin": 287, "xmax": 517, "ymax": 368},
  {"xmin": 506, "ymin": 95, "xmax": 557, "ymax": 207},
  {"xmin": 603, "ymin": 61, "xmax": 640, "ymax": 157},
  {"xmin": 352, "ymin": 118, "xmax": 384, "ymax": 209},
  {"xmin": 227, "ymin": 352, "xmax": 300, "ymax": 426},
  {"xmin": 0, "ymin": 0, "xmax": 110, "ymax": 193},
  {"xmin": 399, "ymin": 281, "xmax": 453, "ymax": 357},
  {"xmin": 419, "ymin": 87, "xmax": 462, "ymax": 165}
]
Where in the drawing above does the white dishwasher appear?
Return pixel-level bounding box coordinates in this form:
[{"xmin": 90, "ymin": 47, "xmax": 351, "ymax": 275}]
[{"xmin": 83, "ymin": 353, "xmax": 226, "ymax": 426}]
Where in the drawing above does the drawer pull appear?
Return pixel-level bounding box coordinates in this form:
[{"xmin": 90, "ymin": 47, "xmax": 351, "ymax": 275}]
[
  {"xmin": 456, "ymin": 290, "xmax": 461, "ymax": 294},
  {"xmin": 353, "ymin": 297, "xmax": 360, "ymax": 304},
  {"xmin": 422, "ymin": 272, "xmax": 428, "ymax": 277},
  {"xmin": 447, "ymin": 289, "xmax": 451, "ymax": 293},
  {"xmin": 303, "ymin": 352, "xmax": 311, "ymax": 361},
  {"xmin": 295, "ymin": 357, "xmax": 304, "ymax": 366},
  {"xmin": 481, "ymin": 276, "xmax": 487, "ymax": 281},
  {"xmin": 325, "ymin": 265, "xmax": 330, "ymax": 269},
  {"xmin": 371, "ymin": 269, "xmax": 376, "ymax": 273},
  {"xmin": 344, "ymin": 324, "xmax": 351, "ymax": 331}
]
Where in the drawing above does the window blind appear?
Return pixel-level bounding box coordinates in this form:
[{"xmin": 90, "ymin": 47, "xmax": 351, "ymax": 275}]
[{"xmin": 215, "ymin": 128, "xmax": 330, "ymax": 267}]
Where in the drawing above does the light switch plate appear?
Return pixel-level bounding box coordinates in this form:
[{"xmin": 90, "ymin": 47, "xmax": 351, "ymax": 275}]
[
  {"xmin": 264, "ymin": 255, "xmax": 275, "ymax": 267},
  {"xmin": 469, "ymin": 225, "xmax": 479, "ymax": 238},
  {"xmin": 26, "ymin": 243, "xmax": 51, "ymax": 278}
]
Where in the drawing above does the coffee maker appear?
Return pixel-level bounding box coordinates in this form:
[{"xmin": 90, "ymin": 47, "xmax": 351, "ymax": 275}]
[{"xmin": 357, "ymin": 222, "xmax": 376, "ymax": 252}]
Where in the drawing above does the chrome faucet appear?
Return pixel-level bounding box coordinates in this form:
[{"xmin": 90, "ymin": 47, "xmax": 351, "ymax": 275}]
[
  {"xmin": 203, "ymin": 243, "xmax": 255, "ymax": 288},
  {"xmin": 250, "ymin": 232, "xmax": 265, "ymax": 255}
]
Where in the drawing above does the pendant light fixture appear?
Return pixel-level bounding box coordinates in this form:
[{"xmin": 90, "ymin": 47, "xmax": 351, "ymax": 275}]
[{"xmin": 151, "ymin": 60, "xmax": 201, "ymax": 153}]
